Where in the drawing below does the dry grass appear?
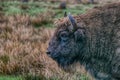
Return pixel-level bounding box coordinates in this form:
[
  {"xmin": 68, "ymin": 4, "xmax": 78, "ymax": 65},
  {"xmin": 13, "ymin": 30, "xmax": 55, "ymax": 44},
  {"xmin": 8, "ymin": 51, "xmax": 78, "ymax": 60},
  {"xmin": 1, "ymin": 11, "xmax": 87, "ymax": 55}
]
[
  {"xmin": 30, "ymin": 11, "xmax": 54, "ymax": 27},
  {"xmin": 0, "ymin": 14, "xmax": 63, "ymax": 78}
]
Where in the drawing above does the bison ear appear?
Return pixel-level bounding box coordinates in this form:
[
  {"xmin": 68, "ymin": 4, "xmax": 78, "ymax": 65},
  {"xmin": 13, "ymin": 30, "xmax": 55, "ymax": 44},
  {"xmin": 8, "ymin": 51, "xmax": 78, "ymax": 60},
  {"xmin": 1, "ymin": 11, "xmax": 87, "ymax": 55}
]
[
  {"xmin": 68, "ymin": 13, "xmax": 77, "ymax": 32},
  {"xmin": 74, "ymin": 29, "xmax": 86, "ymax": 42}
]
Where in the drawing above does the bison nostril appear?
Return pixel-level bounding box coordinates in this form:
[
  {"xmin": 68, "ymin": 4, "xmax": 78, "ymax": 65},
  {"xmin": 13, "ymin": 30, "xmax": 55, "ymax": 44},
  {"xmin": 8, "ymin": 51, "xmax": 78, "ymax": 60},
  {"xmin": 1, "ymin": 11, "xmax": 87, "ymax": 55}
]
[{"xmin": 46, "ymin": 51, "xmax": 51, "ymax": 55}]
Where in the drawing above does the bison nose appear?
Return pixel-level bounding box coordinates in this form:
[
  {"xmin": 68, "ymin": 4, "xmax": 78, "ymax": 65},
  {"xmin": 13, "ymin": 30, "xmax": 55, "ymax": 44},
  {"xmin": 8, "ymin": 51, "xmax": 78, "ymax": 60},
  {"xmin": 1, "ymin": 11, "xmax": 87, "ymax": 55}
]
[{"xmin": 46, "ymin": 51, "xmax": 51, "ymax": 55}]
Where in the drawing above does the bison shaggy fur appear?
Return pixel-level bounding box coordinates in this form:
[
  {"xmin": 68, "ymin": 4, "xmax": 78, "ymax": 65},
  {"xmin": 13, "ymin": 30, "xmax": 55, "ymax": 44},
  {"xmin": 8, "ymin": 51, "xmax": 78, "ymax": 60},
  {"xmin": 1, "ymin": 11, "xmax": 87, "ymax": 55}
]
[{"xmin": 47, "ymin": 3, "xmax": 120, "ymax": 80}]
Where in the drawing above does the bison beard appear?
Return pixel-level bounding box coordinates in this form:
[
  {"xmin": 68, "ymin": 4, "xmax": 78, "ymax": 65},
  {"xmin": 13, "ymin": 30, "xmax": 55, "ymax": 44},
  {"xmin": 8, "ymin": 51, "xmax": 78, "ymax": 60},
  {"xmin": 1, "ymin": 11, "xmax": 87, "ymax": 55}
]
[{"xmin": 47, "ymin": 3, "xmax": 120, "ymax": 80}]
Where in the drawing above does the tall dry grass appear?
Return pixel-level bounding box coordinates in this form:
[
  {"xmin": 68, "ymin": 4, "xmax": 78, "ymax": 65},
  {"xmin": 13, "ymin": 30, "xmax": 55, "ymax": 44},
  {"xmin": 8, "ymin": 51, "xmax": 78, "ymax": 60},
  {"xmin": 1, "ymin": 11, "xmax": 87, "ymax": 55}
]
[{"xmin": 0, "ymin": 14, "xmax": 64, "ymax": 78}]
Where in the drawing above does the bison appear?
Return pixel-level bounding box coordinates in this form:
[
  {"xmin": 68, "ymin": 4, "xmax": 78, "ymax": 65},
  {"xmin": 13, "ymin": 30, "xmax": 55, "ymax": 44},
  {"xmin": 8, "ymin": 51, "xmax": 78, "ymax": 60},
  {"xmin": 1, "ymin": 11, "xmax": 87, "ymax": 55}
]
[{"xmin": 47, "ymin": 3, "xmax": 120, "ymax": 80}]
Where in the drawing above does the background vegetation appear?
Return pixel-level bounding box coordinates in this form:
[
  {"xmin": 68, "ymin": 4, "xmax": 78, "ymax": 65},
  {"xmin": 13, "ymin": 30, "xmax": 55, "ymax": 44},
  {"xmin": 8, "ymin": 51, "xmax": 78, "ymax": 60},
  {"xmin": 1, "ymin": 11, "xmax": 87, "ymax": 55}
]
[{"xmin": 0, "ymin": 0, "xmax": 120, "ymax": 80}]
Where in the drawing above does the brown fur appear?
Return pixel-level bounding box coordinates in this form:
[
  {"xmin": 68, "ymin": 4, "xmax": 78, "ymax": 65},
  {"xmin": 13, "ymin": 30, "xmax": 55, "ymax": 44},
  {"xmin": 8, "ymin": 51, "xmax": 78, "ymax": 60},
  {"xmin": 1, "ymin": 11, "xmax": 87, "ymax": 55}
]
[{"xmin": 48, "ymin": 3, "xmax": 120, "ymax": 80}]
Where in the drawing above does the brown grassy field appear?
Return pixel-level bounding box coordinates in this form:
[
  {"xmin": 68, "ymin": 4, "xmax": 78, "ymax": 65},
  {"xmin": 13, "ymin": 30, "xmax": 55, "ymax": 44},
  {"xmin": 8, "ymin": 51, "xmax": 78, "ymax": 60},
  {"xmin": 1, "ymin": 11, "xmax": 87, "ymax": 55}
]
[
  {"xmin": 0, "ymin": 0, "xmax": 120, "ymax": 80},
  {"xmin": 0, "ymin": 14, "xmax": 60, "ymax": 76}
]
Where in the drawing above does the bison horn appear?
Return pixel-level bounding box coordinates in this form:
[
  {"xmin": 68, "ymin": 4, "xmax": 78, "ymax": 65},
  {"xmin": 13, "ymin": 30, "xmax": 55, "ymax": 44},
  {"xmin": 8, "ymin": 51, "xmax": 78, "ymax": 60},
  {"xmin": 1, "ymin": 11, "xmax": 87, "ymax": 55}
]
[{"xmin": 68, "ymin": 13, "xmax": 77, "ymax": 32}]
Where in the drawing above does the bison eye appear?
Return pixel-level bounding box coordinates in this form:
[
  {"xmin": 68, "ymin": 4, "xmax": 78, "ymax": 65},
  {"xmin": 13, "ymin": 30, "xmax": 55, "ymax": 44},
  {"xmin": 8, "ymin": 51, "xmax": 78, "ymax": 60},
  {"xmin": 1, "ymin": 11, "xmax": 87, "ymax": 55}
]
[{"xmin": 60, "ymin": 31, "xmax": 69, "ymax": 42}]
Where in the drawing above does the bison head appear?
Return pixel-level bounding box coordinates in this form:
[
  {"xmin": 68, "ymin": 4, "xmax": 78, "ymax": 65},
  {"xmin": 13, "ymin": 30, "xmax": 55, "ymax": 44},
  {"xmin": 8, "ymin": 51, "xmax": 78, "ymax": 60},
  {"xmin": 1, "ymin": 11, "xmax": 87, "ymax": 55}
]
[{"xmin": 47, "ymin": 13, "xmax": 87, "ymax": 67}]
